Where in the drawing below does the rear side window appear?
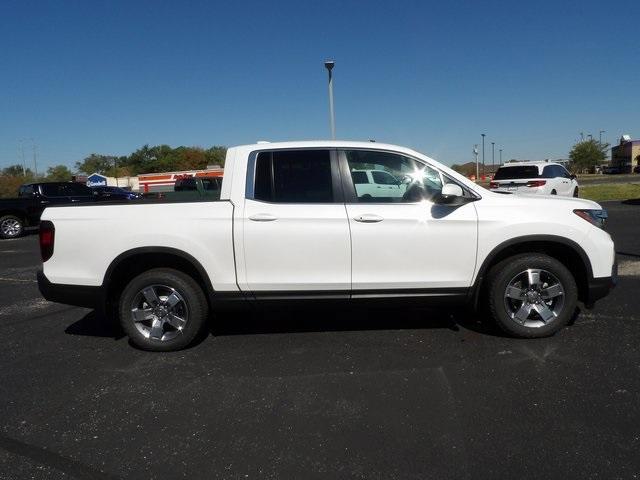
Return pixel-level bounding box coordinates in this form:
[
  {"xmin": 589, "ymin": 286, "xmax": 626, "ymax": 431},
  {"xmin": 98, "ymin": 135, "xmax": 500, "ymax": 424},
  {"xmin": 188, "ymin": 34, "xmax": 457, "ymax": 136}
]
[
  {"xmin": 494, "ymin": 166, "xmax": 540, "ymax": 180},
  {"xmin": 41, "ymin": 184, "xmax": 65, "ymax": 197},
  {"xmin": 63, "ymin": 183, "xmax": 93, "ymax": 196},
  {"xmin": 254, "ymin": 150, "xmax": 333, "ymax": 203}
]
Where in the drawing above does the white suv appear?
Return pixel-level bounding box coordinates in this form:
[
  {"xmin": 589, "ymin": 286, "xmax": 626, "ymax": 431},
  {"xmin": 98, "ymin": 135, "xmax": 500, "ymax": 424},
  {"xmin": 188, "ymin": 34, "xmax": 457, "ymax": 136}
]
[{"xmin": 490, "ymin": 162, "xmax": 579, "ymax": 197}]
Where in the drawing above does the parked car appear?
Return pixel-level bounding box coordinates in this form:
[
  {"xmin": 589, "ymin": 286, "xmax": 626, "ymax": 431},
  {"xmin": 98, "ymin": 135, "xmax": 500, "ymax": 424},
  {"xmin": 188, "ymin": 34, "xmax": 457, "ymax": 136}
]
[
  {"xmin": 489, "ymin": 162, "xmax": 579, "ymax": 197},
  {"xmin": 91, "ymin": 186, "xmax": 142, "ymax": 200},
  {"xmin": 351, "ymin": 169, "xmax": 406, "ymax": 200},
  {"xmin": 0, "ymin": 182, "xmax": 96, "ymax": 239},
  {"xmin": 38, "ymin": 141, "xmax": 616, "ymax": 351}
]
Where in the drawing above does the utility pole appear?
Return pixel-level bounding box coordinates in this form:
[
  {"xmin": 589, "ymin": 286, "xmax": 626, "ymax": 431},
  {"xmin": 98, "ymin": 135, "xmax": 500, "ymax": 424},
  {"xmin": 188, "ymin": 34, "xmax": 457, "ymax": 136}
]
[
  {"xmin": 473, "ymin": 144, "xmax": 479, "ymax": 181},
  {"xmin": 32, "ymin": 142, "xmax": 38, "ymax": 178},
  {"xmin": 491, "ymin": 142, "xmax": 495, "ymax": 172},
  {"xmin": 580, "ymin": 132, "xmax": 584, "ymax": 141},
  {"xmin": 481, "ymin": 134, "xmax": 486, "ymax": 177},
  {"xmin": 499, "ymin": 148, "xmax": 503, "ymax": 165},
  {"xmin": 599, "ymin": 130, "xmax": 605, "ymax": 144},
  {"xmin": 18, "ymin": 140, "xmax": 26, "ymax": 176},
  {"xmin": 324, "ymin": 60, "xmax": 336, "ymax": 140}
]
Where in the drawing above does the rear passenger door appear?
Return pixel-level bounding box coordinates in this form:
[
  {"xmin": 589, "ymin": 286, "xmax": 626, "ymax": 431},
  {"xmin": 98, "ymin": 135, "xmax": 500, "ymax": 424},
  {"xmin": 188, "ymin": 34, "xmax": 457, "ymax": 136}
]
[{"xmin": 239, "ymin": 149, "xmax": 351, "ymax": 294}]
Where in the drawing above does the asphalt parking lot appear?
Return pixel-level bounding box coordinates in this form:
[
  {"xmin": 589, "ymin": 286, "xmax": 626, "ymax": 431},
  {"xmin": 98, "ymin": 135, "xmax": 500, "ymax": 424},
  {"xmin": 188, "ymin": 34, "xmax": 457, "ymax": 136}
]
[{"xmin": 1, "ymin": 201, "xmax": 639, "ymax": 479}]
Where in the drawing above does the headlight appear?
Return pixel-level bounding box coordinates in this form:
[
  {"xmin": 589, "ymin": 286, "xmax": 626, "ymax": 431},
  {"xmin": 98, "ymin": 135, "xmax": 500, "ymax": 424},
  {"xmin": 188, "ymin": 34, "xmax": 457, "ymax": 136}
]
[{"xmin": 573, "ymin": 209, "xmax": 608, "ymax": 229}]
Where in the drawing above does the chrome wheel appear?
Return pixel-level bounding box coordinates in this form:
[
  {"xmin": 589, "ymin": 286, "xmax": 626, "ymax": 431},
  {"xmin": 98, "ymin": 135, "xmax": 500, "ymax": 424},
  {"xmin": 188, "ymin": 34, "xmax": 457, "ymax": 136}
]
[
  {"xmin": 130, "ymin": 284, "xmax": 189, "ymax": 341},
  {"xmin": 1, "ymin": 218, "xmax": 22, "ymax": 237},
  {"xmin": 503, "ymin": 268, "xmax": 565, "ymax": 328}
]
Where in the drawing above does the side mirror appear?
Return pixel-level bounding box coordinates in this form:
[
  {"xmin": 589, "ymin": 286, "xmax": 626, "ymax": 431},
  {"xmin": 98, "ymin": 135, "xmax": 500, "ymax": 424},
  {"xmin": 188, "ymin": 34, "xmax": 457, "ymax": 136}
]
[{"xmin": 437, "ymin": 183, "xmax": 464, "ymax": 204}]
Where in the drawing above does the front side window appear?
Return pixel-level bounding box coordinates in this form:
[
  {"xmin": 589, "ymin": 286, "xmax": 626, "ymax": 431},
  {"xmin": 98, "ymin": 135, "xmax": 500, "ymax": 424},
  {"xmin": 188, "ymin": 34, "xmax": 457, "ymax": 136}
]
[
  {"xmin": 254, "ymin": 150, "xmax": 333, "ymax": 203},
  {"xmin": 344, "ymin": 150, "xmax": 443, "ymax": 203}
]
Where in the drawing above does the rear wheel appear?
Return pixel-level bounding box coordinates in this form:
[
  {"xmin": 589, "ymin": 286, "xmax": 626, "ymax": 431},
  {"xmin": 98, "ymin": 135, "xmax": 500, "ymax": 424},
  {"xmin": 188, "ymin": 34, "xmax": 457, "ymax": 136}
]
[
  {"xmin": 550, "ymin": 189, "xmax": 557, "ymax": 195},
  {"xmin": 486, "ymin": 253, "xmax": 577, "ymax": 338},
  {"xmin": 118, "ymin": 268, "xmax": 209, "ymax": 351},
  {"xmin": 573, "ymin": 187, "xmax": 579, "ymax": 197},
  {"xmin": 0, "ymin": 215, "xmax": 24, "ymax": 239}
]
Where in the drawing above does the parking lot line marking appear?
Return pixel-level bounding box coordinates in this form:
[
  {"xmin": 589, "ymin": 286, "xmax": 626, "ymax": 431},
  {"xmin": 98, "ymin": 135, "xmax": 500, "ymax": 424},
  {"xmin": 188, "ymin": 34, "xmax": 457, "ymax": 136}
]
[{"xmin": 0, "ymin": 277, "xmax": 36, "ymax": 283}]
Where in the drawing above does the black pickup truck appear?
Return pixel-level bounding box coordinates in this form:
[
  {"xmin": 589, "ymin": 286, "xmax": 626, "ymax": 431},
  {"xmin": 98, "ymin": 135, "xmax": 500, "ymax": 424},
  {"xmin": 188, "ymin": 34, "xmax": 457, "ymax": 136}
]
[{"xmin": 0, "ymin": 182, "xmax": 97, "ymax": 239}]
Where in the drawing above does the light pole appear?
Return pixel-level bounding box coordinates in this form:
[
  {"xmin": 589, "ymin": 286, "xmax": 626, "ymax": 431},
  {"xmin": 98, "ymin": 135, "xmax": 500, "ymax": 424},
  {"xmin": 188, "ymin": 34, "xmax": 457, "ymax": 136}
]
[
  {"xmin": 473, "ymin": 144, "xmax": 479, "ymax": 181},
  {"xmin": 499, "ymin": 148, "xmax": 502, "ymax": 165},
  {"xmin": 491, "ymin": 142, "xmax": 495, "ymax": 171},
  {"xmin": 481, "ymin": 134, "xmax": 486, "ymax": 177},
  {"xmin": 599, "ymin": 130, "xmax": 605, "ymax": 144},
  {"xmin": 324, "ymin": 60, "xmax": 336, "ymax": 140},
  {"xmin": 588, "ymin": 134, "xmax": 593, "ymax": 141}
]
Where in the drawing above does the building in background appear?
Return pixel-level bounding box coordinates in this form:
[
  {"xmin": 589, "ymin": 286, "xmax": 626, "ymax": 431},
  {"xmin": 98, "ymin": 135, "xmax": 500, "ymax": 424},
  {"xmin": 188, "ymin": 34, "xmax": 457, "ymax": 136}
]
[
  {"xmin": 611, "ymin": 135, "xmax": 640, "ymax": 173},
  {"xmin": 138, "ymin": 166, "xmax": 223, "ymax": 193}
]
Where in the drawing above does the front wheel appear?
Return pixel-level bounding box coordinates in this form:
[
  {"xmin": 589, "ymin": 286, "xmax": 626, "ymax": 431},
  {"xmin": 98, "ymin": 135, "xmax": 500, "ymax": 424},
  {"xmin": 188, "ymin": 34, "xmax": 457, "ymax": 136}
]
[
  {"xmin": 0, "ymin": 215, "xmax": 24, "ymax": 239},
  {"xmin": 573, "ymin": 187, "xmax": 579, "ymax": 197},
  {"xmin": 486, "ymin": 254, "xmax": 577, "ymax": 338},
  {"xmin": 118, "ymin": 268, "xmax": 209, "ymax": 351}
]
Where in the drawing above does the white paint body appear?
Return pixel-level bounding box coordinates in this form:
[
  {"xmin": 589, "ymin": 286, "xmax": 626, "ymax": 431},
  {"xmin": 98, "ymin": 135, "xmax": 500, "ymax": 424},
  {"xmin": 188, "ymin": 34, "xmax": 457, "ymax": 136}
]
[{"xmin": 41, "ymin": 141, "xmax": 615, "ymax": 293}]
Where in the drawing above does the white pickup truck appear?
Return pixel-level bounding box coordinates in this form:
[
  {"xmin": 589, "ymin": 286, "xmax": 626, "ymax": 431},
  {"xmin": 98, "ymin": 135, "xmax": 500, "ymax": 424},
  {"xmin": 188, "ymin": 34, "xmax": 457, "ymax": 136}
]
[{"xmin": 37, "ymin": 141, "xmax": 617, "ymax": 351}]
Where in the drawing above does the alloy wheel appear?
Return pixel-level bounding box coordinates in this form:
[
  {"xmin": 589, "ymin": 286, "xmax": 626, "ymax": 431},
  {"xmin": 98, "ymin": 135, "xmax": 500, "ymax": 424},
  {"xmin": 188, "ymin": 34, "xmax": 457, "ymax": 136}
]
[
  {"xmin": 130, "ymin": 284, "xmax": 189, "ymax": 341},
  {"xmin": 503, "ymin": 268, "xmax": 565, "ymax": 328},
  {"xmin": 0, "ymin": 218, "xmax": 21, "ymax": 237}
]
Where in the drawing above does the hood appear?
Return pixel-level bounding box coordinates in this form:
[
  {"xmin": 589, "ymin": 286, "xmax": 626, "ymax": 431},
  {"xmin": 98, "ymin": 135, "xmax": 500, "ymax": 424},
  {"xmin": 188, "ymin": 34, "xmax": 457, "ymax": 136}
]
[{"xmin": 484, "ymin": 191, "xmax": 603, "ymax": 210}]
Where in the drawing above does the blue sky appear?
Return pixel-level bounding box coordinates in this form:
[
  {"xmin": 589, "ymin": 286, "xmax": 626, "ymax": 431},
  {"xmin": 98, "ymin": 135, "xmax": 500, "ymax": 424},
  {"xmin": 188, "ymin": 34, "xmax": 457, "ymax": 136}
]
[{"xmin": 1, "ymin": 0, "xmax": 639, "ymax": 171}]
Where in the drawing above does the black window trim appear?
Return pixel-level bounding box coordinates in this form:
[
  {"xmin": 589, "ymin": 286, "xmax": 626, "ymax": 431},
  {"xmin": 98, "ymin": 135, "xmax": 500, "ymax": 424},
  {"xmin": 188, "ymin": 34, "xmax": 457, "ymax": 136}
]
[
  {"xmin": 245, "ymin": 148, "xmax": 344, "ymax": 205},
  {"xmin": 337, "ymin": 148, "xmax": 480, "ymax": 204}
]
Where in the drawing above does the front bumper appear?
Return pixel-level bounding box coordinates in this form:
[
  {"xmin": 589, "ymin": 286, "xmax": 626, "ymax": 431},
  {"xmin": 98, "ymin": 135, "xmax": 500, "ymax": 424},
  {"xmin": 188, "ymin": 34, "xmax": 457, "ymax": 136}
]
[
  {"xmin": 586, "ymin": 261, "xmax": 618, "ymax": 305},
  {"xmin": 37, "ymin": 269, "xmax": 104, "ymax": 309}
]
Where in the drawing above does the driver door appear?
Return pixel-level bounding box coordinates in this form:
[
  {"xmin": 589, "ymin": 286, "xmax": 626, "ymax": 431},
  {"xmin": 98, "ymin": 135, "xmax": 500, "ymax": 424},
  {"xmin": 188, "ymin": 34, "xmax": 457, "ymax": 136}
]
[{"xmin": 340, "ymin": 149, "xmax": 478, "ymax": 291}]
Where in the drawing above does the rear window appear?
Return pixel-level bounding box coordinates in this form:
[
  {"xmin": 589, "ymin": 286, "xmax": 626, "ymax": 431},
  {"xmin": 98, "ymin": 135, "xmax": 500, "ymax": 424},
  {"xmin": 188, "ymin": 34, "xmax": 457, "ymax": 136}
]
[
  {"xmin": 493, "ymin": 166, "xmax": 540, "ymax": 180},
  {"xmin": 254, "ymin": 150, "xmax": 333, "ymax": 203}
]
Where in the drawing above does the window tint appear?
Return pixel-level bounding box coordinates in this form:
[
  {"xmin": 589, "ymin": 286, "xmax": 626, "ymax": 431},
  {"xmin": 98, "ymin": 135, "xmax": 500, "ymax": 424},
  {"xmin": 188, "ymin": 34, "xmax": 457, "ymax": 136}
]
[
  {"xmin": 351, "ymin": 171, "xmax": 369, "ymax": 184},
  {"xmin": 18, "ymin": 185, "xmax": 34, "ymax": 197},
  {"xmin": 41, "ymin": 184, "xmax": 66, "ymax": 197},
  {"xmin": 254, "ymin": 150, "xmax": 333, "ymax": 203},
  {"xmin": 371, "ymin": 171, "xmax": 399, "ymax": 185},
  {"xmin": 64, "ymin": 183, "xmax": 93, "ymax": 196},
  {"xmin": 344, "ymin": 150, "xmax": 443, "ymax": 203},
  {"xmin": 494, "ymin": 166, "xmax": 540, "ymax": 180}
]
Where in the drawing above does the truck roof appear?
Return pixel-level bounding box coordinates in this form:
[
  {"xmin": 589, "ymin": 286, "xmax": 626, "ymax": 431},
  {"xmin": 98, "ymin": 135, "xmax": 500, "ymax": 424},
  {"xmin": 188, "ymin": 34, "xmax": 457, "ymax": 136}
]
[{"xmin": 232, "ymin": 140, "xmax": 423, "ymax": 156}]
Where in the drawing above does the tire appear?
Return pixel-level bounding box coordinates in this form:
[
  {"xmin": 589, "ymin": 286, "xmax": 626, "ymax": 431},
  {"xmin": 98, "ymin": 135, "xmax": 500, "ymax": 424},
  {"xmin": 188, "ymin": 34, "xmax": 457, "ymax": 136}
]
[
  {"xmin": 573, "ymin": 187, "xmax": 579, "ymax": 197},
  {"xmin": 486, "ymin": 253, "xmax": 577, "ymax": 338},
  {"xmin": 118, "ymin": 268, "xmax": 209, "ymax": 351},
  {"xmin": 0, "ymin": 215, "xmax": 24, "ymax": 239},
  {"xmin": 550, "ymin": 189, "xmax": 557, "ymax": 195}
]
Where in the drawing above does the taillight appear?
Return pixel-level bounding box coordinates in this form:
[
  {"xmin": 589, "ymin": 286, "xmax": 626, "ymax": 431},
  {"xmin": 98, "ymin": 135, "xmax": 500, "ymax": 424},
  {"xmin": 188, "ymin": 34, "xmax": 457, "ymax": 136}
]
[
  {"xmin": 526, "ymin": 180, "xmax": 546, "ymax": 187},
  {"xmin": 489, "ymin": 182, "xmax": 498, "ymax": 189},
  {"xmin": 39, "ymin": 221, "xmax": 55, "ymax": 262}
]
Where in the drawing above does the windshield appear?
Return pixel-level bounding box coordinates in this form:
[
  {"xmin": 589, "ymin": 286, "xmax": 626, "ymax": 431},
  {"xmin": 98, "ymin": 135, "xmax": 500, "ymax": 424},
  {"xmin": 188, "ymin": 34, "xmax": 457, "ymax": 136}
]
[{"xmin": 493, "ymin": 166, "xmax": 540, "ymax": 180}]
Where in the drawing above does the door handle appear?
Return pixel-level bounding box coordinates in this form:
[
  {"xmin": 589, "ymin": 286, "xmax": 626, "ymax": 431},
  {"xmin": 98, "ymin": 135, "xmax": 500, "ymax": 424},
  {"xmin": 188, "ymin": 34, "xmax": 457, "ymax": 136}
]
[
  {"xmin": 354, "ymin": 214, "xmax": 384, "ymax": 223},
  {"xmin": 249, "ymin": 213, "xmax": 278, "ymax": 222}
]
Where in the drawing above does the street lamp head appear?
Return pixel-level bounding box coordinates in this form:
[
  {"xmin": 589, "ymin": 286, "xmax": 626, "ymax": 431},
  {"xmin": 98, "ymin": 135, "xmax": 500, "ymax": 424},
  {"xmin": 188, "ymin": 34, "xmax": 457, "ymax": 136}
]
[
  {"xmin": 324, "ymin": 60, "xmax": 335, "ymax": 71},
  {"xmin": 481, "ymin": 133, "xmax": 486, "ymax": 137}
]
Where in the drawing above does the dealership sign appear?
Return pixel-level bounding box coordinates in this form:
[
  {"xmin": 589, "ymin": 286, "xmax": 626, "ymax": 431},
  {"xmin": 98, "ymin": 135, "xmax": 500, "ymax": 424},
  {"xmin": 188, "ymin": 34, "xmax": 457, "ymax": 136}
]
[{"xmin": 86, "ymin": 173, "xmax": 107, "ymax": 187}]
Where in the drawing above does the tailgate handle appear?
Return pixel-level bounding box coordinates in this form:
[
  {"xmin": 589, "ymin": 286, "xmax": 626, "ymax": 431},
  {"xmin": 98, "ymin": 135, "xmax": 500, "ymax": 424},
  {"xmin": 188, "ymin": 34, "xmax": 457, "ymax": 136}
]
[
  {"xmin": 249, "ymin": 213, "xmax": 278, "ymax": 222},
  {"xmin": 354, "ymin": 214, "xmax": 384, "ymax": 223}
]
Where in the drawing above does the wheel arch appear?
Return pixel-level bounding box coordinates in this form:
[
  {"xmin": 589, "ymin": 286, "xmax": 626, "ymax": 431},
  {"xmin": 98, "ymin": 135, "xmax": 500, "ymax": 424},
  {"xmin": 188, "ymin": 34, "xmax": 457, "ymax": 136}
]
[
  {"xmin": 103, "ymin": 247, "xmax": 215, "ymax": 308},
  {"xmin": 472, "ymin": 235, "xmax": 593, "ymax": 306}
]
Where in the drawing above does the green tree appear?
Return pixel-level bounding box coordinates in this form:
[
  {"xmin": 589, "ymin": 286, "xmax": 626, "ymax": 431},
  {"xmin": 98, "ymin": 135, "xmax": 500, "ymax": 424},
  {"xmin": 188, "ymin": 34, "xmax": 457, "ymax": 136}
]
[
  {"xmin": 569, "ymin": 139, "xmax": 609, "ymax": 172},
  {"xmin": 2, "ymin": 165, "xmax": 31, "ymax": 177},
  {"xmin": 45, "ymin": 165, "xmax": 73, "ymax": 181},
  {"xmin": 75, "ymin": 154, "xmax": 116, "ymax": 175},
  {"xmin": 0, "ymin": 165, "xmax": 35, "ymax": 198}
]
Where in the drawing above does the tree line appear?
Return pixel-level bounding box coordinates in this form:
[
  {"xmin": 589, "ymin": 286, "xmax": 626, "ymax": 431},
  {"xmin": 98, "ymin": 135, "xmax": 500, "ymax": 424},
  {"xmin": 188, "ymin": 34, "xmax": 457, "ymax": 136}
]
[{"xmin": 0, "ymin": 144, "xmax": 227, "ymax": 198}]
